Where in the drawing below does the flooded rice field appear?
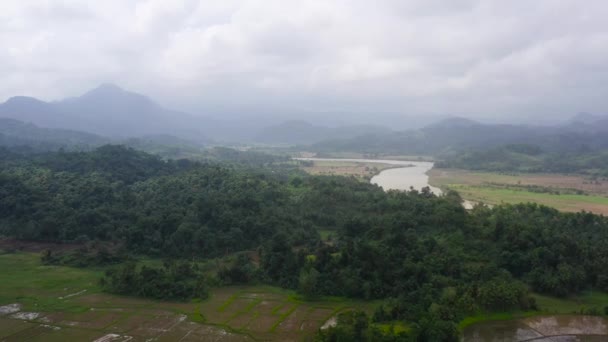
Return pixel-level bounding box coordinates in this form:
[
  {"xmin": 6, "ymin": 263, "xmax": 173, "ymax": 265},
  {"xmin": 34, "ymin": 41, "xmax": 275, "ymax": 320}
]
[{"xmin": 462, "ymin": 315, "xmax": 608, "ymax": 341}]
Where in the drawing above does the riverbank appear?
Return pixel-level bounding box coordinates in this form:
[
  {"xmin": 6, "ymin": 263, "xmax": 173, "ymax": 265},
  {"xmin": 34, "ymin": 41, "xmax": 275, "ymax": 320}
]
[
  {"xmin": 460, "ymin": 291, "xmax": 608, "ymax": 340},
  {"xmin": 296, "ymin": 157, "xmax": 441, "ymax": 194},
  {"xmin": 295, "ymin": 158, "xmax": 401, "ymax": 181},
  {"xmin": 462, "ymin": 314, "xmax": 608, "ymax": 341}
]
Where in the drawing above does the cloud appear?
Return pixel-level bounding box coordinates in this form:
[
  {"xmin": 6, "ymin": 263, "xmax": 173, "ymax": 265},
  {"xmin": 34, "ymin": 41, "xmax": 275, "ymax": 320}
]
[{"xmin": 1, "ymin": 0, "xmax": 608, "ymax": 122}]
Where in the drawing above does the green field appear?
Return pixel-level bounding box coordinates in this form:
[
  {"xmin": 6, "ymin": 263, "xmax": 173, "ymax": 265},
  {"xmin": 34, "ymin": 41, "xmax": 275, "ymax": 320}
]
[
  {"xmin": 450, "ymin": 185, "xmax": 608, "ymax": 211},
  {"xmin": 3, "ymin": 249, "xmax": 607, "ymax": 340},
  {"xmin": 533, "ymin": 291, "xmax": 608, "ymax": 314},
  {"xmin": 429, "ymin": 168, "xmax": 608, "ymax": 214},
  {"xmin": 458, "ymin": 291, "xmax": 608, "ymax": 330},
  {"xmin": 0, "ymin": 252, "xmax": 375, "ymax": 341}
]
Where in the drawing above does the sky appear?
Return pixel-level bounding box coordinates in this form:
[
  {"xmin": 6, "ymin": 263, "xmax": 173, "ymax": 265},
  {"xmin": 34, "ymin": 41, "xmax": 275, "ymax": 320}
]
[{"xmin": 1, "ymin": 0, "xmax": 608, "ymax": 124}]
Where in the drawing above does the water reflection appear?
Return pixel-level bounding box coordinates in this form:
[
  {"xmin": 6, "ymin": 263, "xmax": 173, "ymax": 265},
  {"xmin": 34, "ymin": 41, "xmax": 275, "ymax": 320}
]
[{"xmin": 463, "ymin": 316, "xmax": 608, "ymax": 342}]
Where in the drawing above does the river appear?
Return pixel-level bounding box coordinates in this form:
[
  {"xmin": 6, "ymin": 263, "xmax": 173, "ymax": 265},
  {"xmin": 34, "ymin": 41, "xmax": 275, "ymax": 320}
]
[
  {"xmin": 295, "ymin": 158, "xmax": 442, "ymax": 194},
  {"xmin": 296, "ymin": 157, "xmax": 481, "ymax": 209}
]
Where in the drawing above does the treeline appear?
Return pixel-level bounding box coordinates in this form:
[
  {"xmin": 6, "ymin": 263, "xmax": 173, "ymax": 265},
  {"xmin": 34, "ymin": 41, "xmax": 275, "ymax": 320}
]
[
  {"xmin": 0, "ymin": 145, "xmax": 382, "ymax": 257},
  {"xmin": 100, "ymin": 261, "xmax": 209, "ymax": 301},
  {"xmin": 0, "ymin": 118, "xmax": 108, "ymax": 152},
  {"xmin": 263, "ymin": 202, "xmax": 608, "ymax": 339},
  {"xmin": 41, "ymin": 242, "xmax": 129, "ymax": 268},
  {"xmin": 3, "ymin": 146, "xmax": 608, "ymax": 340},
  {"xmin": 437, "ymin": 144, "xmax": 608, "ymax": 176}
]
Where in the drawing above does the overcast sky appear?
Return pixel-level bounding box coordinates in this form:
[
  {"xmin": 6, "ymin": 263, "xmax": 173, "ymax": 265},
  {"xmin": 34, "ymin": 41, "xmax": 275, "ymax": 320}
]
[{"xmin": 2, "ymin": 0, "xmax": 608, "ymax": 123}]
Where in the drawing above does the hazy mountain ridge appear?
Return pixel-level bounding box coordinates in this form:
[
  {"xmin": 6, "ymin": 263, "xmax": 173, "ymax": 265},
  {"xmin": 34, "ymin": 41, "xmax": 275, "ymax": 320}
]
[
  {"xmin": 0, "ymin": 85, "xmax": 394, "ymax": 145},
  {"xmin": 0, "ymin": 117, "xmax": 109, "ymax": 151},
  {"xmin": 0, "ymin": 84, "xmax": 211, "ymax": 143},
  {"xmin": 3, "ymin": 84, "xmax": 607, "ymax": 150},
  {"xmin": 313, "ymin": 115, "xmax": 608, "ymax": 155},
  {"xmin": 254, "ymin": 120, "xmax": 392, "ymax": 145},
  {"xmin": 0, "ymin": 115, "xmax": 212, "ymax": 158}
]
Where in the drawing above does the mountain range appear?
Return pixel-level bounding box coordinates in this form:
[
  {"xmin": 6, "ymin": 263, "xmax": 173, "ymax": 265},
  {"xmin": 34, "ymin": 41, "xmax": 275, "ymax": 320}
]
[
  {"xmin": 0, "ymin": 84, "xmax": 395, "ymax": 145},
  {"xmin": 313, "ymin": 115, "xmax": 608, "ymax": 155},
  {"xmin": 0, "ymin": 117, "xmax": 108, "ymax": 151},
  {"xmin": 0, "ymin": 84, "xmax": 212, "ymax": 143},
  {"xmin": 253, "ymin": 120, "xmax": 391, "ymax": 145}
]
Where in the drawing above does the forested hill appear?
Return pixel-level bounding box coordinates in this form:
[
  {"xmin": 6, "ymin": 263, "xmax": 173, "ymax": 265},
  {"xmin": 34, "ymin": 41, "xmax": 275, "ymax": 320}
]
[
  {"xmin": 312, "ymin": 116, "xmax": 608, "ymax": 156},
  {"xmin": 3, "ymin": 145, "xmax": 608, "ymax": 340},
  {"xmin": 0, "ymin": 117, "xmax": 108, "ymax": 151}
]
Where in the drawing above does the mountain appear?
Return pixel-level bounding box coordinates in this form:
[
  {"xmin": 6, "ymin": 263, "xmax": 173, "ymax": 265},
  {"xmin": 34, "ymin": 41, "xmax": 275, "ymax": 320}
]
[
  {"xmin": 312, "ymin": 115, "xmax": 608, "ymax": 156},
  {"xmin": 0, "ymin": 117, "xmax": 108, "ymax": 150},
  {"xmin": 568, "ymin": 112, "xmax": 607, "ymax": 125},
  {"xmin": 422, "ymin": 116, "xmax": 481, "ymax": 129},
  {"xmin": 254, "ymin": 120, "xmax": 392, "ymax": 145},
  {"xmin": 563, "ymin": 112, "xmax": 608, "ymax": 133},
  {"xmin": 1, "ymin": 96, "xmax": 64, "ymax": 129},
  {"xmin": 0, "ymin": 84, "xmax": 210, "ymax": 143}
]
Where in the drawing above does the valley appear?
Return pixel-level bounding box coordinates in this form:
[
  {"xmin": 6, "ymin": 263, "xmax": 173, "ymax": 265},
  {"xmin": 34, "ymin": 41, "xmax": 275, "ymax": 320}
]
[{"xmin": 4, "ymin": 3, "xmax": 608, "ymax": 341}]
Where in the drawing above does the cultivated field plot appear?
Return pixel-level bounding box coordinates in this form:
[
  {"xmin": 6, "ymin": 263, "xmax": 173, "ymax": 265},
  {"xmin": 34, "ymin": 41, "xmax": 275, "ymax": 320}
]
[
  {"xmin": 0, "ymin": 297, "xmax": 249, "ymax": 342},
  {"xmin": 429, "ymin": 168, "xmax": 608, "ymax": 214},
  {"xmin": 196, "ymin": 286, "xmax": 366, "ymax": 341},
  {"xmin": 0, "ymin": 252, "xmax": 370, "ymax": 341}
]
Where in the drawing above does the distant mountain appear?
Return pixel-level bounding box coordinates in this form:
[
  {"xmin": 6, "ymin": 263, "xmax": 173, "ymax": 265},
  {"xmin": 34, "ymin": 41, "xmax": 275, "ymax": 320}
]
[
  {"xmin": 568, "ymin": 112, "xmax": 607, "ymax": 125},
  {"xmin": 0, "ymin": 117, "xmax": 108, "ymax": 150},
  {"xmin": 254, "ymin": 120, "xmax": 391, "ymax": 145},
  {"xmin": 313, "ymin": 115, "xmax": 608, "ymax": 156},
  {"xmin": 0, "ymin": 84, "xmax": 210, "ymax": 143},
  {"xmin": 563, "ymin": 112, "xmax": 608, "ymax": 133},
  {"xmin": 422, "ymin": 116, "xmax": 481, "ymax": 129},
  {"xmin": 1, "ymin": 96, "xmax": 63, "ymax": 129}
]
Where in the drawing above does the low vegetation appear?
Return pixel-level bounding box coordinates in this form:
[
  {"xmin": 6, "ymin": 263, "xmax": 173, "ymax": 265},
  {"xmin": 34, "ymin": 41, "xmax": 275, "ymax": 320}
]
[
  {"xmin": 437, "ymin": 144, "xmax": 608, "ymax": 176},
  {"xmin": 429, "ymin": 168, "xmax": 608, "ymax": 214},
  {"xmin": 100, "ymin": 261, "xmax": 210, "ymax": 301}
]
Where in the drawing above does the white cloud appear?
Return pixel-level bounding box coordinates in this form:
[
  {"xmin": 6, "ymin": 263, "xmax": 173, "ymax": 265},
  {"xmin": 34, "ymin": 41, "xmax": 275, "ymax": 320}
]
[{"xmin": 1, "ymin": 0, "xmax": 608, "ymax": 121}]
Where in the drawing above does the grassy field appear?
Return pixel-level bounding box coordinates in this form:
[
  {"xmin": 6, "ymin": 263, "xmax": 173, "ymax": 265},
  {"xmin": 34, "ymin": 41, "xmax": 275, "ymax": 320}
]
[
  {"xmin": 533, "ymin": 291, "xmax": 608, "ymax": 314},
  {"xmin": 0, "ymin": 252, "xmax": 375, "ymax": 341},
  {"xmin": 429, "ymin": 168, "xmax": 608, "ymax": 214},
  {"xmin": 458, "ymin": 291, "xmax": 608, "ymax": 330}
]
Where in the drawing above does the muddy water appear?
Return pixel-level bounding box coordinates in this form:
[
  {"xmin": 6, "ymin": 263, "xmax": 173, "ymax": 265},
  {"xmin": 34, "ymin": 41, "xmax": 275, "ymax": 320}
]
[
  {"xmin": 294, "ymin": 158, "xmax": 441, "ymax": 194},
  {"xmin": 462, "ymin": 315, "xmax": 608, "ymax": 341},
  {"xmin": 370, "ymin": 161, "xmax": 442, "ymax": 194}
]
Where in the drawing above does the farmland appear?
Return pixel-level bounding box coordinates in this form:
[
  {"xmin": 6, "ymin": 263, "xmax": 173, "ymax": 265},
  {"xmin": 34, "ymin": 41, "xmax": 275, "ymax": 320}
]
[
  {"xmin": 0, "ymin": 252, "xmax": 375, "ymax": 342},
  {"xmin": 429, "ymin": 168, "xmax": 608, "ymax": 214}
]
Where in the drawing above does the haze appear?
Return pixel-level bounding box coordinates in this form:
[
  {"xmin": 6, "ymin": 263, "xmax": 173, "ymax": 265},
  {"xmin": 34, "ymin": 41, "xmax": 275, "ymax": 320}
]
[{"xmin": 2, "ymin": 0, "xmax": 608, "ymax": 126}]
